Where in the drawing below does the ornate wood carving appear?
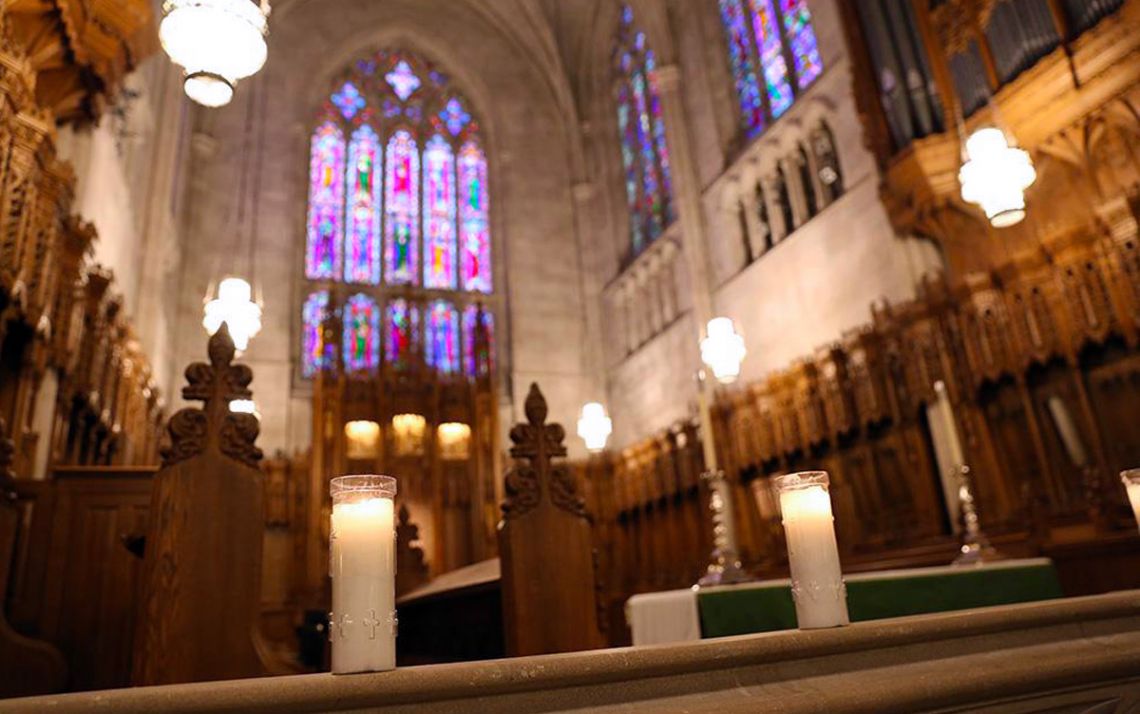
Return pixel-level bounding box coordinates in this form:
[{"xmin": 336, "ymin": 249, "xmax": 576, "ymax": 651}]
[
  {"xmin": 163, "ymin": 324, "xmax": 262, "ymax": 469},
  {"xmin": 3, "ymin": 0, "xmax": 156, "ymax": 124},
  {"xmin": 502, "ymin": 384, "xmax": 587, "ymax": 521},
  {"xmin": 133, "ymin": 328, "xmax": 269, "ymax": 686},
  {"xmin": 498, "ymin": 383, "xmax": 603, "ymax": 656}
]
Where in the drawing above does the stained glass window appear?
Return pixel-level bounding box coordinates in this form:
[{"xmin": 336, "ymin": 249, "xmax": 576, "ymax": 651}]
[
  {"xmin": 424, "ymin": 135, "xmax": 456, "ymax": 289},
  {"xmin": 614, "ymin": 5, "xmax": 674, "ymax": 257},
  {"xmin": 302, "ymin": 290, "xmax": 329, "ymax": 377},
  {"xmin": 386, "ymin": 298, "xmax": 418, "ymax": 369},
  {"xmin": 718, "ymin": 0, "xmax": 823, "ymax": 134},
  {"xmin": 331, "ymin": 81, "xmax": 366, "ymax": 120},
  {"xmin": 301, "ymin": 49, "xmax": 495, "ymax": 379},
  {"xmin": 779, "ymin": 0, "xmax": 822, "ymax": 89},
  {"xmin": 305, "ymin": 122, "xmax": 344, "ymax": 280},
  {"xmin": 345, "ymin": 125, "xmax": 382, "ymax": 284},
  {"xmin": 384, "ymin": 129, "xmax": 420, "ymax": 285},
  {"xmin": 385, "ymin": 60, "xmax": 421, "ymax": 100},
  {"xmin": 462, "ymin": 304, "xmax": 494, "ymax": 377},
  {"xmin": 425, "ymin": 300, "xmax": 459, "ymax": 374},
  {"xmin": 458, "ymin": 141, "xmax": 491, "ymax": 293},
  {"xmin": 718, "ymin": 0, "xmax": 766, "ymax": 133},
  {"xmin": 343, "ymin": 293, "xmax": 381, "ymax": 372}
]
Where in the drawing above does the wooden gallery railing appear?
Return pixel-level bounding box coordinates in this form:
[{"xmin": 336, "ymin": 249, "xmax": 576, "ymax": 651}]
[
  {"xmin": 0, "ymin": 5, "xmax": 164, "ymax": 474},
  {"xmin": 583, "ymin": 229, "xmax": 1140, "ymax": 641}
]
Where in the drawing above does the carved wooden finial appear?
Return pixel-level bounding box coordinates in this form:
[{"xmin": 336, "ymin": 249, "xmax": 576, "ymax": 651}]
[
  {"xmin": 501, "ymin": 383, "xmax": 586, "ymax": 520},
  {"xmin": 162, "ymin": 323, "xmax": 262, "ymax": 468}
]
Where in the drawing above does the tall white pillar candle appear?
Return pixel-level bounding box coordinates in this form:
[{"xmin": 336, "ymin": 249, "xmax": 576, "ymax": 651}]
[
  {"xmin": 774, "ymin": 472, "xmax": 849, "ymax": 629},
  {"xmin": 330, "ymin": 475, "xmax": 397, "ymax": 674},
  {"xmin": 934, "ymin": 381, "xmax": 966, "ymax": 468},
  {"xmin": 1122, "ymin": 470, "xmax": 1140, "ymax": 533}
]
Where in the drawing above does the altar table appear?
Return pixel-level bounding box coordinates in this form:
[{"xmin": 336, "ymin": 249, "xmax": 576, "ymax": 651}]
[{"xmin": 626, "ymin": 557, "xmax": 1062, "ymax": 645}]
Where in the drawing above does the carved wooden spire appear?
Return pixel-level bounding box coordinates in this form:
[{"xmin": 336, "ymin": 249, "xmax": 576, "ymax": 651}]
[
  {"xmin": 502, "ymin": 383, "xmax": 586, "ymax": 520},
  {"xmin": 0, "ymin": 418, "xmax": 15, "ymax": 483},
  {"xmin": 162, "ymin": 323, "xmax": 262, "ymax": 468}
]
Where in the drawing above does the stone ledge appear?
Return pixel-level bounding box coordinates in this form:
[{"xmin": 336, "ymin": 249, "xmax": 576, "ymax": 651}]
[{"xmin": 5, "ymin": 591, "xmax": 1140, "ymax": 713}]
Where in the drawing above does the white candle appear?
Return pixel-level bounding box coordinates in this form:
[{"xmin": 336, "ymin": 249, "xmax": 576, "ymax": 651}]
[
  {"xmin": 934, "ymin": 381, "xmax": 966, "ymax": 468},
  {"xmin": 1047, "ymin": 397, "xmax": 1088, "ymax": 467},
  {"xmin": 775, "ymin": 472, "xmax": 849, "ymax": 629},
  {"xmin": 1122, "ymin": 470, "xmax": 1140, "ymax": 533},
  {"xmin": 330, "ymin": 475, "xmax": 397, "ymax": 674}
]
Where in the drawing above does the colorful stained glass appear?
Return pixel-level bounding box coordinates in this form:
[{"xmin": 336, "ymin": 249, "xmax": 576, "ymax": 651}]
[
  {"xmin": 616, "ymin": 83, "xmax": 643, "ymax": 252},
  {"xmin": 425, "ymin": 300, "xmax": 459, "ymax": 374},
  {"xmin": 384, "ymin": 130, "xmax": 420, "ymax": 285},
  {"xmin": 305, "ymin": 122, "xmax": 344, "ymax": 280},
  {"xmin": 614, "ymin": 5, "xmax": 673, "ymax": 254},
  {"xmin": 386, "ymin": 298, "xmax": 419, "ymax": 368},
  {"xmin": 645, "ymin": 50, "xmax": 674, "ymax": 225},
  {"xmin": 458, "ymin": 141, "xmax": 491, "ymax": 293},
  {"xmin": 718, "ymin": 0, "xmax": 766, "ymax": 133},
  {"xmin": 345, "ymin": 125, "xmax": 382, "ymax": 284},
  {"xmin": 343, "ymin": 293, "xmax": 380, "ymax": 372},
  {"xmin": 749, "ymin": 0, "xmax": 794, "ymax": 118},
  {"xmin": 462, "ymin": 304, "xmax": 494, "ymax": 377},
  {"xmin": 331, "ymin": 81, "xmax": 366, "ymax": 120},
  {"xmin": 440, "ymin": 98, "xmax": 471, "ymax": 136},
  {"xmin": 301, "ymin": 290, "xmax": 329, "ymax": 377},
  {"xmin": 424, "ymin": 135, "xmax": 456, "ymax": 289},
  {"xmin": 779, "ymin": 0, "xmax": 822, "ymax": 89},
  {"xmin": 385, "ymin": 60, "xmax": 421, "ymax": 100}
]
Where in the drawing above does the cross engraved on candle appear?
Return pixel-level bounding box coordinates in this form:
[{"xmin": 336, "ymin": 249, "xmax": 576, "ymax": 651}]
[
  {"xmin": 335, "ymin": 612, "xmax": 353, "ymax": 640},
  {"xmin": 363, "ymin": 609, "xmax": 380, "ymax": 640}
]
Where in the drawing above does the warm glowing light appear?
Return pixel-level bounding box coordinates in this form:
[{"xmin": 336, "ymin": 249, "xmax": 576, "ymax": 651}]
[
  {"xmin": 959, "ymin": 127, "xmax": 1036, "ymax": 228},
  {"xmin": 159, "ymin": 0, "xmax": 270, "ymax": 107},
  {"xmin": 229, "ymin": 399, "xmax": 259, "ymax": 419},
  {"xmin": 391, "ymin": 413, "xmax": 426, "ymax": 457},
  {"xmin": 437, "ymin": 422, "xmax": 472, "ymax": 461},
  {"xmin": 202, "ymin": 277, "xmax": 262, "ymax": 352},
  {"xmin": 700, "ymin": 317, "xmax": 746, "ymax": 384},
  {"xmin": 344, "ymin": 420, "xmax": 380, "ymax": 460},
  {"xmin": 577, "ymin": 402, "xmax": 613, "ymax": 453}
]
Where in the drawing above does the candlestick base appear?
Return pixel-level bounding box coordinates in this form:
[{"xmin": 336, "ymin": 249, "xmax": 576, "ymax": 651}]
[
  {"xmin": 698, "ymin": 548, "xmax": 751, "ymax": 587},
  {"xmin": 952, "ymin": 537, "xmax": 999, "ymax": 566}
]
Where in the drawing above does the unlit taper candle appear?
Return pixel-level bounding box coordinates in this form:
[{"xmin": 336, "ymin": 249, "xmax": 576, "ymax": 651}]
[
  {"xmin": 774, "ymin": 471, "xmax": 849, "ymax": 629},
  {"xmin": 1122, "ymin": 469, "xmax": 1140, "ymax": 534},
  {"xmin": 329, "ymin": 475, "xmax": 397, "ymax": 674}
]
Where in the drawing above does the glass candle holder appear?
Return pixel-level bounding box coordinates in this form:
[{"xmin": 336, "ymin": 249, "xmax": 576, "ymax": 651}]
[
  {"xmin": 329, "ymin": 475, "xmax": 397, "ymax": 674},
  {"xmin": 773, "ymin": 471, "xmax": 849, "ymax": 629},
  {"xmin": 1122, "ymin": 469, "xmax": 1140, "ymax": 533}
]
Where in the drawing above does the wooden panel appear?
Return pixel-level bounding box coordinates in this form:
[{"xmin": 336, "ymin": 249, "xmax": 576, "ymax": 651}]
[{"xmin": 33, "ymin": 470, "xmax": 153, "ymax": 692}]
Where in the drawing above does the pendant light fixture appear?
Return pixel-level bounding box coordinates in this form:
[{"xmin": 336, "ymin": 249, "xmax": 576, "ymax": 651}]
[
  {"xmin": 577, "ymin": 402, "xmax": 613, "ymax": 453},
  {"xmin": 955, "ymin": 93, "xmax": 1036, "ymax": 229},
  {"xmin": 959, "ymin": 127, "xmax": 1036, "ymax": 228},
  {"xmin": 700, "ymin": 317, "xmax": 747, "ymax": 384},
  {"xmin": 159, "ymin": 0, "xmax": 271, "ymax": 107},
  {"xmin": 202, "ymin": 74, "xmax": 266, "ymax": 352}
]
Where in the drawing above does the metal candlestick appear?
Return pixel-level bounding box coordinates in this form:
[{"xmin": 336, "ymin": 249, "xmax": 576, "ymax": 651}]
[
  {"xmin": 952, "ymin": 464, "xmax": 999, "ymax": 566},
  {"xmin": 698, "ymin": 469, "xmax": 751, "ymax": 586}
]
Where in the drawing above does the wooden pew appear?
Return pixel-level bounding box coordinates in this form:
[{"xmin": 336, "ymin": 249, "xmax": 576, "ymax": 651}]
[{"xmin": 132, "ymin": 324, "xmax": 274, "ymax": 685}]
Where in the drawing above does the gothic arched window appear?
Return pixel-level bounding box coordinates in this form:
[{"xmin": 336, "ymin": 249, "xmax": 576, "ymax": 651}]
[
  {"xmin": 301, "ymin": 49, "xmax": 495, "ymax": 379},
  {"xmin": 717, "ymin": 0, "xmax": 823, "ymax": 137},
  {"xmin": 811, "ymin": 121, "xmax": 843, "ymax": 205},
  {"xmin": 614, "ymin": 4, "xmax": 675, "ymax": 258}
]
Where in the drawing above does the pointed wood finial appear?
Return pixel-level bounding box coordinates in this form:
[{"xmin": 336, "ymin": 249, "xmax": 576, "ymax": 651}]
[
  {"xmin": 162, "ymin": 323, "xmax": 262, "ymax": 468},
  {"xmin": 501, "ymin": 383, "xmax": 586, "ymax": 520}
]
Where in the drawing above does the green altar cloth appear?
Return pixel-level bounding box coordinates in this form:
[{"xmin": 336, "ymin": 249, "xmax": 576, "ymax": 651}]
[{"xmin": 698, "ymin": 558, "xmax": 1063, "ymax": 639}]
